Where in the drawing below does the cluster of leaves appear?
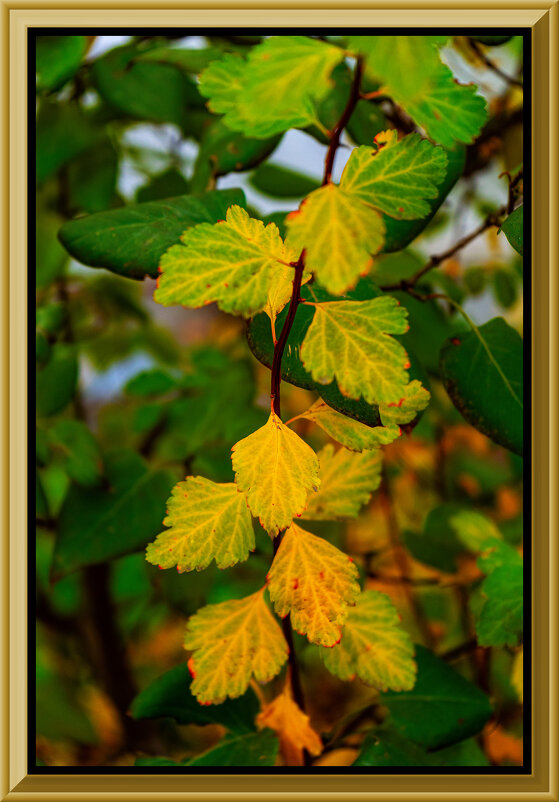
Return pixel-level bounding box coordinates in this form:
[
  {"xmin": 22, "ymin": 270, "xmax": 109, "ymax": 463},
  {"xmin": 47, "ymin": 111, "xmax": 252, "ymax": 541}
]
[{"xmin": 36, "ymin": 32, "xmax": 524, "ymax": 768}]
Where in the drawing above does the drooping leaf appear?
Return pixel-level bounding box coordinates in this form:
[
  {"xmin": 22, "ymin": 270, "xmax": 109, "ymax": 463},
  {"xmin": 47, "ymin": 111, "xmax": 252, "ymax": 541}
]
[
  {"xmin": 50, "ymin": 419, "xmax": 103, "ymax": 488},
  {"xmin": 321, "ymin": 590, "xmax": 416, "ymax": 692},
  {"xmin": 145, "ymin": 477, "xmax": 254, "ymax": 572},
  {"xmin": 36, "ymin": 35, "xmax": 87, "ymax": 92},
  {"xmin": 348, "ymin": 36, "xmax": 487, "ymax": 147},
  {"xmin": 200, "ymin": 36, "xmax": 345, "ymax": 137},
  {"xmin": 380, "ymin": 645, "xmax": 492, "ymax": 749},
  {"xmin": 340, "ymin": 131, "xmax": 448, "ymax": 219},
  {"xmin": 52, "ymin": 450, "xmax": 173, "ymax": 579},
  {"xmin": 58, "ymin": 188, "xmax": 244, "ymax": 280},
  {"xmin": 302, "ymin": 445, "xmax": 383, "ymax": 521},
  {"xmin": 231, "ymin": 411, "xmax": 320, "ymax": 536},
  {"xmin": 291, "ymin": 400, "xmax": 400, "ymax": 452},
  {"xmin": 439, "ymin": 317, "xmax": 523, "ymax": 455},
  {"xmin": 300, "ymin": 297, "xmax": 409, "ymax": 406},
  {"xmin": 354, "ymin": 726, "xmax": 489, "ymax": 766},
  {"xmin": 256, "ymin": 688, "xmax": 323, "ymax": 766},
  {"xmin": 155, "ymin": 206, "xmax": 297, "ymax": 318},
  {"xmin": 500, "ymin": 205, "xmax": 523, "ymax": 256},
  {"xmin": 286, "ymin": 183, "xmax": 385, "ymax": 295},
  {"xmin": 184, "ymin": 588, "xmax": 288, "ymax": 704},
  {"xmin": 267, "ymin": 522, "xmax": 360, "ymax": 646},
  {"xmin": 130, "ymin": 664, "xmax": 260, "ymax": 733}
]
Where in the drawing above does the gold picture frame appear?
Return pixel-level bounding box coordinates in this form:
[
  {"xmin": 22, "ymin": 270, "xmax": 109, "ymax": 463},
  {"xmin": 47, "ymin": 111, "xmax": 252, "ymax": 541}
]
[{"xmin": 2, "ymin": 6, "xmax": 557, "ymax": 799}]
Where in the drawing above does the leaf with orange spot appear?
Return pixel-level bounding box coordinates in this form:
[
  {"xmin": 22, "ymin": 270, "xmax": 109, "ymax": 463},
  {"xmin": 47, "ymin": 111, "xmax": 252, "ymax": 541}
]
[
  {"xmin": 184, "ymin": 588, "xmax": 288, "ymax": 705},
  {"xmin": 256, "ymin": 685, "xmax": 323, "ymax": 766},
  {"xmin": 267, "ymin": 522, "xmax": 360, "ymax": 647},
  {"xmin": 321, "ymin": 590, "xmax": 416, "ymax": 692},
  {"xmin": 291, "ymin": 399, "xmax": 400, "ymax": 452}
]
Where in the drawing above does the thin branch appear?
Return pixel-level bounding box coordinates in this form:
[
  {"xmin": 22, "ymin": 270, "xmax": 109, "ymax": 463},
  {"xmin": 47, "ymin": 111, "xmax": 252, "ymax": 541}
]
[
  {"xmin": 468, "ymin": 38, "xmax": 523, "ymax": 88},
  {"xmin": 379, "ymin": 207, "xmax": 506, "ymax": 292},
  {"xmin": 322, "ymin": 56, "xmax": 363, "ymax": 185}
]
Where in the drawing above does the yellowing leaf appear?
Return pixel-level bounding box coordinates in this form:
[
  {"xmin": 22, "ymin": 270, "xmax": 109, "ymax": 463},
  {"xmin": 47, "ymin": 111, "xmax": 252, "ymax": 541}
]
[
  {"xmin": 303, "ymin": 444, "xmax": 383, "ymax": 520},
  {"xmin": 263, "ymin": 261, "xmax": 312, "ymax": 343},
  {"xmin": 286, "ymin": 184, "xmax": 385, "ymax": 295},
  {"xmin": 145, "ymin": 477, "xmax": 254, "ymax": 572},
  {"xmin": 348, "ymin": 37, "xmax": 487, "ymax": 148},
  {"xmin": 301, "ymin": 297, "xmax": 410, "ymax": 405},
  {"xmin": 379, "ymin": 380, "xmax": 431, "ymax": 427},
  {"xmin": 267, "ymin": 522, "xmax": 360, "ymax": 647},
  {"xmin": 340, "ymin": 132, "xmax": 448, "ymax": 220},
  {"xmin": 321, "ymin": 590, "xmax": 416, "ymax": 692},
  {"xmin": 184, "ymin": 588, "xmax": 288, "ymax": 704},
  {"xmin": 231, "ymin": 411, "xmax": 320, "ymax": 536},
  {"xmin": 293, "ymin": 399, "xmax": 400, "ymax": 452},
  {"xmin": 200, "ymin": 36, "xmax": 345, "ymax": 138},
  {"xmin": 256, "ymin": 686, "xmax": 323, "ymax": 766},
  {"xmin": 155, "ymin": 206, "xmax": 297, "ymax": 318}
]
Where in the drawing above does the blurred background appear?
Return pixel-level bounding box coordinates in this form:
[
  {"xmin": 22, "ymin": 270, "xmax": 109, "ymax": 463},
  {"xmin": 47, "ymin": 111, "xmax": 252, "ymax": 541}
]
[{"xmin": 35, "ymin": 33, "xmax": 524, "ymax": 767}]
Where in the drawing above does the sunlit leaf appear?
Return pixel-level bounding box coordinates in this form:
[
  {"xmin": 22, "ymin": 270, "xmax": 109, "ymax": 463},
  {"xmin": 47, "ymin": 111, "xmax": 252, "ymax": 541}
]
[
  {"xmin": 449, "ymin": 509, "xmax": 502, "ymax": 552},
  {"xmin": 256, "ymin": 687, "xmax": 323, "ymax": 766},
  {"xmin": 378, "ymin": 379, "xmax": 431, "ymax": 426},
  {"xmin": 303, "ymin": 445, "xmax": 383, "ymax": 521},
  {"xmin": 321, "ymin": 590, "xmax": 416, "ymax": 692},
  {"xmin": 232, "ymin": 411, "xmax": 320, "ymax": 536},
  {"xmin": 301, "ymin": 297, "xmax": 409, "ymax": 405},
  {"xmin": 155, "ymin": 205, "xmax": 297, "ymax": 318},
  {"xmin": 267, "ymin": 522, "xmax": 360, "ymax": 646},
  {"xmin": 292, "ymin": 399, "xmax": 400, "ymax": 452},
  {"xmin": 145, "ymin": 477, "xmax": 254, "ymax": 572},
  {"xmin": 286, "ymin": 184, "xmax": 385, "ymax": 294},
  {"xmin": 184, "ymin": 588, "xmax": 288, "ymax": 704},
  {"xmin": 200, "ymin": 36, "xmax": 345, "ymax": 137}
]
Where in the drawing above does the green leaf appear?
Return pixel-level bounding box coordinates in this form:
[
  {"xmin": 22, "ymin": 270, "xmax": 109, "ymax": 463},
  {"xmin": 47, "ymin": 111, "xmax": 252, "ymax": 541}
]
[
  {"xmin": 500, "ymin": 205, "xmax": 523, "ymax": 256},
  {"xmin": 475, "ymin": 563, "xmax": 523, "ymax": 647},
  {"xmin": 130, "ymin": 664, "xmax": 259, "ymax": 733},
  {"xmin": 36, "ymin": 101, "xmax": 100, "ymax": 184},
  {"xmin": 136, "ymin": 168, "xmax": 189, "ymax": 204},
  {"xmin": 36, "ymin": 35, "xmax": 87, "ymax": 92},
  {"xmin": 449, "ymin": 509, "xmax": 502, "ymax": 552},
  {"xmin": 90, "ymin": 44, "xmax": 202, "ymax": 129},
  {"xmin": 199, "ymin": 36, "xmax": 345, "ymax": 137},
  {"xmin": 145, "ymin": 477, "xmax": 254, "ymax": 572},
  {"xmin": 249, "ymin": 163, "xmax": 320, "ymax": 199},
  {"xmin": 340, "ymin": 131, "xmax": 448, "ymax": 219},
  {"xmin": 380, "ymin": 645, "xmax": 492, "ymax": 749},
  {"xmin": 321, "ymin": 590, "xmax": 416, "ymax": 691},
  {"xmin": 300, "ymin": 296, "xmax": 410, "ymax": 406},
  {"xmin": 50, "ymin": 419, "xmax": 103, "ymax": 488},
  {"xmin": 135, "ymin": 730, "xmax": 279, "ymax": 767},
  {"xmin": 36, "ymin": 471, "xmax": 49, "ymax": 519},
  {"xmin": 58, "ymin": 188, "xmax": 244, "ymax": 280},
  {"xmin": 354, "ymin": 727, "xmax": 489, "ymax": 766},
  {"xmin": 154, "ymin": 205, "xmax": 297, "ymax": 318},
  {"xmin": 133, "ymin": 45, "xmax": 224, "ymax": 74},
  {"xmin": 347, "ymin": 99, "xmax": 388, "ymax": 146},
  {"xmin": 348, "ymin": 36, "xmax": 487, "ymax": 147},
  {"xmin": 52, "ymin": 449, "xmax": 173, "ymax": 579},
  {"xmin": 66, "ymin": 138, "xmax": 119, "ymax": 214},
  {"xmin": 403, "ymin": 503, "xmax": 467, "ymax": 574},
  {"xmin": 439, "ymin": 317, "xmax": 523, "ymax": 455},
  {"xmin": 36, "ymin": 209, "xmax": 68, "ymax": 288},
  {"xmin": 36, "ymin": 345, "xmax": 78, "ymax": 417}
]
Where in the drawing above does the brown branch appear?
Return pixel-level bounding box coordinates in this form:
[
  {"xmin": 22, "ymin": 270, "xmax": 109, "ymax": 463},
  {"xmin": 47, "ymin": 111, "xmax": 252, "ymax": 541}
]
[
  {"xmin": 379, "ymin": 207, "xmax": 507, "ymax": 293},
  {"xmin": 322, "ymin": 56, "xmax": 363, "ymax": 185},
  {"xmin": 468, "ymin": 38, "xmax": 523, "ymax": 88}
]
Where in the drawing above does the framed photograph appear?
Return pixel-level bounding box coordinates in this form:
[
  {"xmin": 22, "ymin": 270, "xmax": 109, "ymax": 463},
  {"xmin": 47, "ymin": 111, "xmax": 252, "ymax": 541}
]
[{"xmin": 2, "ymin": 4, "xmax": 556, "ymax": 799}]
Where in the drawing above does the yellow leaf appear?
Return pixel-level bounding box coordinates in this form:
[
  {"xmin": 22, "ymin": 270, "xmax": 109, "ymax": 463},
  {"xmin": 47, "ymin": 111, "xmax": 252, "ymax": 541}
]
[
  {"xmin": 303, "ymin": 444, "xmax": 383, "ymax": 520},
  {"xmin": 263, "ymin": 262, "xmax": 312, "ymax": 344},
  {"xmin": 267, "ymin": 522, "xmax": 360, "ymax": 647},
  {"xmin": 155, "ymin": 206, "xmax": 297, "ymax": 318},
  {"xmin": 145, "ymin": 477, "xmax": 254, "ymax": 572},
  {"xmin": 379, "ymin": 379, "xmax": 431, "ymax": 426},
  {"xmin": 321, "ymin": 590, "xmax": 416, "ymax": 692},
  {"xmin": 184, "ymin": 588, "xmax": 288, "ymax": 704},
  {"xmin": 292, "ymin": 399, "xmax": 400, "ymax": 452},
  {"xmin": 300, "ymin": 297, "xmax": 410, "ymax": 405},
  {"xmin": 286, "ymin": 183, "xmax": 385, "ymax": 295},
  {"xmin": 232, "ymin": 411, "xmax": 320, "ymax": 536},
  {"xmin": 256, "ymin": 685, "xmax": 323, "ymax": 766}
]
